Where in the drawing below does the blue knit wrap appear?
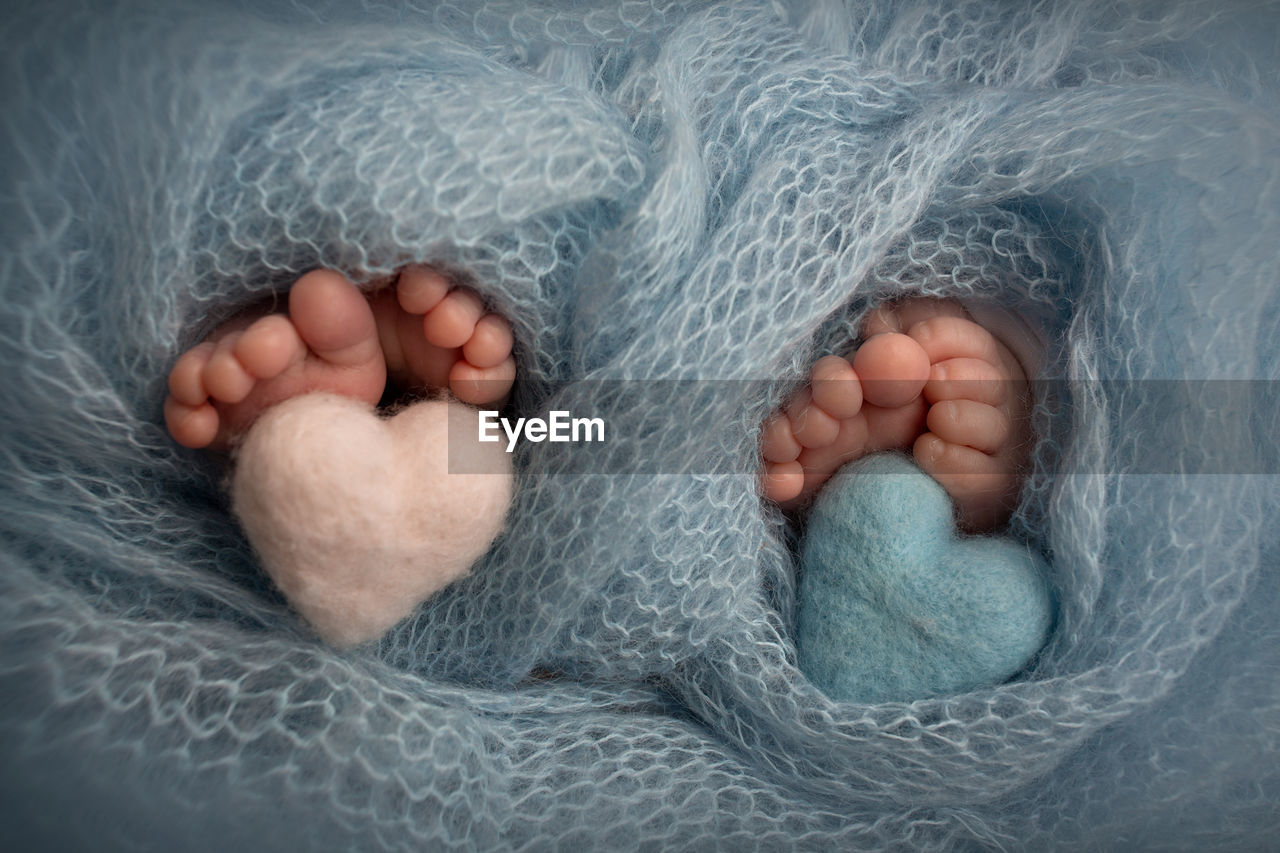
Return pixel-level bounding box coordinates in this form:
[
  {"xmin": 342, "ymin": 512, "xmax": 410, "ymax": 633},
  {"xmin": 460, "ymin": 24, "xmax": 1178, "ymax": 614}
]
[{"xmin": 2, "ymin": 1, "xmax": 1278, "ymax": 848}]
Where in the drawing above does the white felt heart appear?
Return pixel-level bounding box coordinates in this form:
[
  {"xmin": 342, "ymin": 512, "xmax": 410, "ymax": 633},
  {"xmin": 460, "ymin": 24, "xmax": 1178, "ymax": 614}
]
[{"xmin": 230, "ymin": 392, "xmax": 513, "ymax": 647}]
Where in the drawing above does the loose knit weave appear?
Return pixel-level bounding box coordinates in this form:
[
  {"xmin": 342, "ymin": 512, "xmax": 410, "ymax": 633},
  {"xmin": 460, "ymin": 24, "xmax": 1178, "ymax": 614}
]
[{"xmin": 2, "ymin": 0, "xmax": 1279, "ymax": 849}]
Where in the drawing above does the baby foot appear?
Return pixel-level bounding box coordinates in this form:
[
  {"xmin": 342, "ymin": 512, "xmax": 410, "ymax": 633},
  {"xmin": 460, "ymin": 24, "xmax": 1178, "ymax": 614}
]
[
  {"xmin": 762, "ymin": 298, "xmax": 1032, "ymax": 532},
  {"xmin": 165, "ymin": 265, "xmax": 518, "ymax": 646},
  {"xmin": 164, "ymin": 266, "xmax": 516, "ymax": 450},
  {"xmin": 164, "ymin": 269, "xmax": 387, "ymax": 451},
  {"xmin": 371, "ymin": 265, "xmax": 516, "ymax": 407}
]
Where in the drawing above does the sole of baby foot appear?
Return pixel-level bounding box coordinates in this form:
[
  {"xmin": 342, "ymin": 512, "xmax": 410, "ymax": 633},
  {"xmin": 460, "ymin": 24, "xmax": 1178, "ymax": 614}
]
[
  {"xmin": 374, "ymin": 264, "xmax": 516, "ymax": 407},
  {"xmin": 164, "ymin": 269, "xmax": 388, "ymax": 451}
]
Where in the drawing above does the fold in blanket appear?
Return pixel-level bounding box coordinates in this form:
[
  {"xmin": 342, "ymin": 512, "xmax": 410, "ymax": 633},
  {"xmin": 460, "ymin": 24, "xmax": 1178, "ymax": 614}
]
[{"xmin": 1, "ymin": 0, "xmax": 1278, "ymax": 849}]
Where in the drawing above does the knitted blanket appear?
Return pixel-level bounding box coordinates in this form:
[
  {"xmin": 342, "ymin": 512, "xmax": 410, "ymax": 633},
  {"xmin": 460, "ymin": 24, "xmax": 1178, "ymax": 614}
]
[{"xmin": 3, "ymin": 0, "xmax": 1278, "ymax": 848}]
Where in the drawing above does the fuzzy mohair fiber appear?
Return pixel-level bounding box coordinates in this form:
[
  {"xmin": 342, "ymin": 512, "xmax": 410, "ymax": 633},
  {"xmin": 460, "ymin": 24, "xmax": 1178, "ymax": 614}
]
[
  {"xmin": 797, "ymin": 452, "xmax": 1053, "ymax": 704},
  {"xmin": 2, "ymin": 0, "xmax": 1279, "ymax": 849},
  {"xmin": 230, "ymin": 393, "xmax": 513, "ymax": 647}
]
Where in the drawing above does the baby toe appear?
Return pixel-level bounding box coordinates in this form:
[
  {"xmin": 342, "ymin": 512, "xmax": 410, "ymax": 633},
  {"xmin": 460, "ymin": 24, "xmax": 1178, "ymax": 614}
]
[
  {"xmin": 168, "ymin": 341, "xmax": 216, "ymax": 406},
  {"xmin": 424, "ymin": 288, "xmax": 486, "ymax": 350},
  {"xmin": 202, "ymin": 334, "xmax": 257, "ymax": 404},
  {"xmin": 809, "ymin": 355, "xmax": 862, "ymax": 420},
  {"xmin": 396, "ymin": 265, "xmax": 451, "ymax": 314},
  {"xmin": 925, "ymin": 399, "xmax": 1011, "ymax": 455},
  {"xmin": 449, "ymin": 355, "xmax": 515, "ymax": 405},
  {"xmin": 164, "ymin": 396, "xmax": 220, "ymax": 449},
  {"xmin": 794, "ymin": 415, "xmax": 871, "ymax": 486},
  {"xmin": 761, "ymin": 412, "xmax": 802, "ymax": 463},
  {"xmin": 763, "ymin": 460, "xmax": 805, "ymax": 503},
  {"xmin": 851, "ymin": 332, "xmax": 930, "ymax": 409},
  {"xmin": 786, "ymin": 388, "xmax": 841, "ymax": 449},
  {"xmin": 913, "ymin": 433, "xmax": 1018, "ymax": 530},
  {"xmin": 462, "ymin": 313, "xmax": 514, "ymax": 369},
  {"xmin": 233, "ymin": 314, "xmax": 306, "ymax": 381},
  {"xmin": 289, "ymin": 270, "xmax": 381, "ymax": 367},
  {"xmin": 906, "ymin": 315, "xmax": 1002, "ymax": 367},
  {"xmin": 924, "ymin": 357, "xmax": 1006, "ymax": 407}
]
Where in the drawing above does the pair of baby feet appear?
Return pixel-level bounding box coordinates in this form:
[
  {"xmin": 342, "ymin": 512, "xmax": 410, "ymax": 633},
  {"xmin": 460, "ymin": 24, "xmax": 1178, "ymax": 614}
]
[
  {"xmin": 164, "ymin": 266, "xmax": 516, "ymax": 450},
  {"xmin": 762, "ymin": 298, "xmax": 1032, "ymax": 531},
  {"xmin": 165, "ymin": 268, "xmax": 1029, "ymax": 529}
]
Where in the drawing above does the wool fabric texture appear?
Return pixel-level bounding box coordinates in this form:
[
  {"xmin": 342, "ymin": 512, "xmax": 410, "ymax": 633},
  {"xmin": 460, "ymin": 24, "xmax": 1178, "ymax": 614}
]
[
  {"xmin": 2, "ymin": 0, "xmax": 1279, "ymax": 849},
  {"xmin": 797, "ymin": 452, "xmax": 1053, "ymax": 704}
]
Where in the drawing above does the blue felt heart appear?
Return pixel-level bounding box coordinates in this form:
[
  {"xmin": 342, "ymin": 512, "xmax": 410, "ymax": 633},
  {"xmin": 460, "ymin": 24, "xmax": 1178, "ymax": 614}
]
[{"xmin": 796, "ymin": 452, "xmax": 1053, "ymax": 704}]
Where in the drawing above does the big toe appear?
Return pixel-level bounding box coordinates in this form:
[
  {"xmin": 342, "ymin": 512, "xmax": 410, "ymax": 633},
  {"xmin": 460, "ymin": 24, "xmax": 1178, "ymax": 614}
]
[
  {"xmin": 289, "ymin": 269, "xmax": 383, "ymax": 368},
  {"xmin": 851, "ymin": 332, "xmax": 930, "ymax": 409}
]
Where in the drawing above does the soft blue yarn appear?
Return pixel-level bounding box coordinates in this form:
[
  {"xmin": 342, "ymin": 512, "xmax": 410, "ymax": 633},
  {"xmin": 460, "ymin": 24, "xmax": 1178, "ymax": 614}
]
[
  {"xmin": 797, "ymin": 453, "xmax": 1053, "ymax": 704},
  {"xmin": 2, "ymin": 0, "xmax": 1279, "ymax": 850}
]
